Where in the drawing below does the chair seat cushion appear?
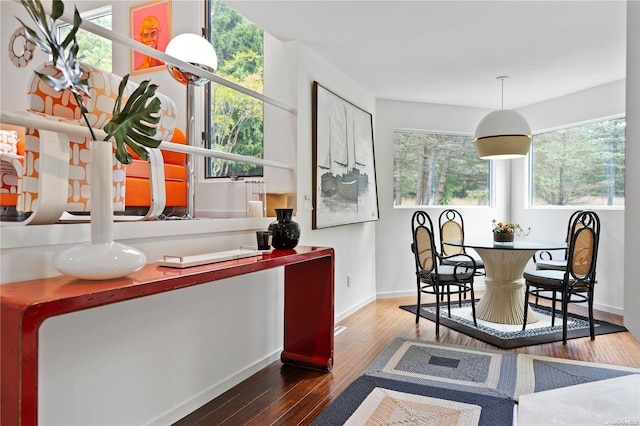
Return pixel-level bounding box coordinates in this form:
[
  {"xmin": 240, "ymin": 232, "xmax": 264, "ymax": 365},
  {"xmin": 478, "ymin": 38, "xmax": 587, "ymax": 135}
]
[
  {"xmin": 523, "ymin": 269, "xmax": 567, "ymax": 287},
  {"xmin": 420, "ymin": 264, "xmax": 474, "ymax": 282},
  {"xmin": 125, "ymin": 159, "xmax": 187, "ymax": 181},
  {"xmin": 442, "ymin": 254, "xmax": 484, "ymax": 269},
  {"xmin": 536, "ymin": 259, "xmax": 568, "ymax": 271}
]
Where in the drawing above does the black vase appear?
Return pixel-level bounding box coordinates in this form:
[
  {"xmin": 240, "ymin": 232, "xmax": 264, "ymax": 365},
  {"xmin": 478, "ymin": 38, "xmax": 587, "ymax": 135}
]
[{"xmin": 268, "ymin": 208, "xmax": 300, "ymax": 249}]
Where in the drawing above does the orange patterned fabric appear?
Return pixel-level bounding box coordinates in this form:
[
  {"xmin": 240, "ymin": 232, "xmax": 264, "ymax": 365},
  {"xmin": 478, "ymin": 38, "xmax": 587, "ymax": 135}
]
[
  {"xmin": 19, "ymin": 63, "xmax": 177, "ymax": 213},
  {"xmin": 1, "ymin": 130, "xmax": 24, "ymax": 204}
]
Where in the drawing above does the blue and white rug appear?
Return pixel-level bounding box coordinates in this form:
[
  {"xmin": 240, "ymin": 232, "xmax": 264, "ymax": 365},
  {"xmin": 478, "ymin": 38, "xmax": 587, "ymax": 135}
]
[
  {"xmin": 312, "ymin": 339, "xmax": 640, "ymax": 425},
  {"xmin": 400, "ymin": 301, "xmax": 627, "ymax": 348}
]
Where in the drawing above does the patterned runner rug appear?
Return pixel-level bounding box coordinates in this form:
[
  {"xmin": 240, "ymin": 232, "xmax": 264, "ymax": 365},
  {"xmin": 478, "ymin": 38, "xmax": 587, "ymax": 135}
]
[
  {"xmin": 312, "ymin": 338, "xmax": 640, "ymax": 425},
  {"xmin": 400, "ymin": 301, "xmax": 627, "ymax": 349}
]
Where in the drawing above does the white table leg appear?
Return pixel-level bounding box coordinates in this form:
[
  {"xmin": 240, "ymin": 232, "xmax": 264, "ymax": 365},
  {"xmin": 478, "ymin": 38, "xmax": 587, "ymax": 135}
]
[{"xmin": 474, "ymin": 247, "xmax": 538, "ymax": 325}]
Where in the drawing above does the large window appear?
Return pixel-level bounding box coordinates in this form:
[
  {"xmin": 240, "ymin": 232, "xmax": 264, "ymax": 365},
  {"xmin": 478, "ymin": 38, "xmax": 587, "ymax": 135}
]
[
  {"xmin": 58, "ymin": 7, "xmax": 112, "ymax": 72},
  {"xmin": 205, "ymin": 0, "xmax": 264, "ymax": 178},
  {"xmin": 530, "ymin": 117, "xmax": 625, "ymax": 207},
  {"xmin": 393, "ymin": 130, "xmax": 490, "ymax": 206}
]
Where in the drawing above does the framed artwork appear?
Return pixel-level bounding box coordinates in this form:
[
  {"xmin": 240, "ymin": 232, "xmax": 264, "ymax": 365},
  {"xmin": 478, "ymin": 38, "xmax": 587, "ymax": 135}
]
[
  {"xmin": 312, "ymin": 81, "xmax": 379, "ymax": 229},
  {"xmin": 130, "ymin": 0, "xmax": 171, "ymax": 75}
]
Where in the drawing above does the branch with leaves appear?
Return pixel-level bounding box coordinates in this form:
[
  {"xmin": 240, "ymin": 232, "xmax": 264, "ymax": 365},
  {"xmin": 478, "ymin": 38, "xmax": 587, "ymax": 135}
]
[{"xmin": 17, "ymin": 0, "xmax": 162, "ymax": 165}]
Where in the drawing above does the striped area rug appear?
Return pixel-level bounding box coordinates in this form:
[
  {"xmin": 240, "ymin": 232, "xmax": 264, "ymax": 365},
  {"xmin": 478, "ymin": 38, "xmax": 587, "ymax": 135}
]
[{"xmin": 312, "ymin": 338, "xmax": 640, "ymax": 425}]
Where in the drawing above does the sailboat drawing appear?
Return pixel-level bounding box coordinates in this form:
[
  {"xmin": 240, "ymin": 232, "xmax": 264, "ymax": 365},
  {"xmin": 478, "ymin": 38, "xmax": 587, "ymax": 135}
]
[
  {"xmin": 333, "ymin": 106, "xmax": 359, "ymax": 201},
  {"xmin": 318, "ymin": 118, "xmax": 337, "ymax": 196}
]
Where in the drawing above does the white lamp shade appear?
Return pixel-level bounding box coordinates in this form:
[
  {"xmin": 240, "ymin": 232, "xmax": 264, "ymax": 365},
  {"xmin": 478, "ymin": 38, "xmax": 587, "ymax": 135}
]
[
  {"xmin": 166, "ymin": 33, "xmax": 217, "ymax": 85},
  {"xmin": 474, "ymin": 110, "xmax": 532, "ymax": 159}
]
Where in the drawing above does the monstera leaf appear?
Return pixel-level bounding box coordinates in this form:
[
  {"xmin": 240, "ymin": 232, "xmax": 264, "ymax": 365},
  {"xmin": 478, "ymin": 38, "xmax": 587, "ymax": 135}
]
[{"xmin": 104, "ymin": 75, "xmax": 162, "ymax": 165}]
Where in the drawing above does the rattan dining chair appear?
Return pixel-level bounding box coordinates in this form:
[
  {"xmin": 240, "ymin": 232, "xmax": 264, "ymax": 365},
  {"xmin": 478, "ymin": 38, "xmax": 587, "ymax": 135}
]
[
  {"xmin": 522, "ymin": 211, "xmax": 600, "ymax": 344},
  {"xmin": 411, "ymin": 210, "xmax": 477, "ymax": 338},
  {"xmin": 534, "ymin": 210, "xmax": 584, "ymax": 271}
]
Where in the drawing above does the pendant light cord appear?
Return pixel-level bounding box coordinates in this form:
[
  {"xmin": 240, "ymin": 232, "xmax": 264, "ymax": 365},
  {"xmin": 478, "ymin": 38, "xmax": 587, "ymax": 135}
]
[{"xmin": 497, "ymin": 75, "xmax": 508, "ymax": 110}]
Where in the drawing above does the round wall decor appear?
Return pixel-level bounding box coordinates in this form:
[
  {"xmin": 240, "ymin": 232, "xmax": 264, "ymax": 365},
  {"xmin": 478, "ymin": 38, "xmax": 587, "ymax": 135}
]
[{"xmin": 9, "ymin": 27, "xmax": 36, "ymax": 68}]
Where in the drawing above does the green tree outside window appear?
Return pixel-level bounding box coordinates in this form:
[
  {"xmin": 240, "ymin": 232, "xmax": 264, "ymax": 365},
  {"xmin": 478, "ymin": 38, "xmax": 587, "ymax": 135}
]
[
  {"xmin": 393, "ymin": 131, "xmax": 490, "ymax": 206},
  {"xmin": 206, "ymin": 0, "xmax": 264, "ymax": 178},
  {"xmin": 531, "ymin": 118, "xmax": 625, "ymax": 206},
  {"xmin": 59, "ymin": 11, "xmax": 112, "ymax": 72}
]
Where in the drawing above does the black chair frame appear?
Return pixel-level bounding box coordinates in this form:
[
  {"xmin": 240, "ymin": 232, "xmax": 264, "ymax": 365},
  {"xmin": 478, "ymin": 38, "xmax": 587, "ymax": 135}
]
[
  {"xmin": 437, "ymin": 209, "xmax": 485, "ymax": 303},
  {"xmin": 534, "ymin": 210, "xmax": 584, "ymax": 269},
  {"xmin": 411, "ymin": 210, "xmax": 477, "ymax": 338},
  {"xmin": 523, "ymin": 211, "xmax": 600, "ymax": 344}
]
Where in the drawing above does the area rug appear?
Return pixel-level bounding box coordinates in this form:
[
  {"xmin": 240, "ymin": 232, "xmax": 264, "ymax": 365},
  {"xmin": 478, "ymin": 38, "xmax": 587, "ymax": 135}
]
[
  {"xmin": 312, "ymin": 338, "xmax": 640, "ymax": 425},
  {"xmin": 311, "ymin": 374, "xmax": 515, "ymax": 426},
  {"xmin": 400, "ymin": 301, "xmax": 627, "ymax": 349},
  {"xmin": 365, "ymin": 338, "xmax": 640, "ymax": 401}
]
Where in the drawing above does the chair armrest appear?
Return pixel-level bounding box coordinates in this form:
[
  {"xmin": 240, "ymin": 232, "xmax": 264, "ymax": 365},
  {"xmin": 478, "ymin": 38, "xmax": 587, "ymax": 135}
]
[
  {"xmin": 140, "ymin": 148, "xmax": 166, "ymax": 220},
  {"xmin": 534, "ymin": 250, "xmax": 558, "ymax": 263},
  {"xmin": 440, "ymin": 253, "xmax": 476, "ymax": 278}
]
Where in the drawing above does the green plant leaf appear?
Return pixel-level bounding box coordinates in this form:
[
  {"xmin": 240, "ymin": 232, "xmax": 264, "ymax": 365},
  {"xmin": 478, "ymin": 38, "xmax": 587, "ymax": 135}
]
[
  {"xmin": 50, "ymin": 0, "xmax": 64, "ymax": 21},
  {"xmin": 103, "ymin": 77, "xmax": 162, "ymax": 165}
]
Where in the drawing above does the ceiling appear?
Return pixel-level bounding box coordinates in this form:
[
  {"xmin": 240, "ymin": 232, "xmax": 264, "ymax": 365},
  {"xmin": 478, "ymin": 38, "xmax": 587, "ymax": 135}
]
[{"xmin": 221, "ymin": 1, "xmax": 627, "ymax": 109}]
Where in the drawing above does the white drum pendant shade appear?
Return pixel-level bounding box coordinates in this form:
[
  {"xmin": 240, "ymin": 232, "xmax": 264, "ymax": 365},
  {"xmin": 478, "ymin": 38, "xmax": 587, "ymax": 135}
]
[{"xmin": 474, "ymin": 109, "xmax": 531, "ymax": 159}]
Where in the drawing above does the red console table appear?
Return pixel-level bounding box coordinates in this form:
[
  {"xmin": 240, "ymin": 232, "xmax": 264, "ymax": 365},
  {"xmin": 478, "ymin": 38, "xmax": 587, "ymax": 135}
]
[{"xmin": 1, "ymin": 246, "xmax": 334, "ymax": 426}]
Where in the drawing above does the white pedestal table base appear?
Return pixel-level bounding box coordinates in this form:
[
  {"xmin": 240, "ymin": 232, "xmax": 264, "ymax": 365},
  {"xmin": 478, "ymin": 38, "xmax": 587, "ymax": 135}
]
[{"xmin": 474, "ymin": 247, "xmax": 539, "ymax": 325}]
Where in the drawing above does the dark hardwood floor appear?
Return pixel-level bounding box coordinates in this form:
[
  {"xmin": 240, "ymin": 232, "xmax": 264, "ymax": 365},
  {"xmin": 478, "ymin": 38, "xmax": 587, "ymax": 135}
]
[{"xmin": 174, "ymin": 294, "xmax": 640, "ymax": 425}]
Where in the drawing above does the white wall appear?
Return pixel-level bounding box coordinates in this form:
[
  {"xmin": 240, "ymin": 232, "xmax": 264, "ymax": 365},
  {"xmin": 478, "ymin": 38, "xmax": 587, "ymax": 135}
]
[
  {"xmin": 374, "ymin": 99, "xmax": 510, "ymax": 298},
  {"xmin": 292, "ymin": 43, "xmax": 378, "ymax": 319},
  {"xmin": 624, "ymin": 0, "xmax": 640, "ymax": 339},
  {"xmin": 1, "ymin": 1, "xmax": 55, "ymax": 114}
]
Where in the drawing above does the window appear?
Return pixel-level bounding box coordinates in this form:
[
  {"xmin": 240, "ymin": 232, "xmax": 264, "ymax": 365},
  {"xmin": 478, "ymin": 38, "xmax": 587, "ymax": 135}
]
[
  {"xmin": 393, "ymin": 130, "xmax": 490, "ymax": 206},
  {"xmin": 205, "ymin": 0, "xmax": 264, "ymax": 178},
  {"xmin": 58, "ymin": 7, "xmax": 112, "ymax": 72},
  {"xmin": 530, "ymin": 117, "xmax": 625, "ymax": 207}
]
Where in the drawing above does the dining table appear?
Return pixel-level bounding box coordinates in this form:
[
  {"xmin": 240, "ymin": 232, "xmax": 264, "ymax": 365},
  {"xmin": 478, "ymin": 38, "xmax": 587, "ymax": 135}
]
[{"xmin": 444, "ymin": 238, "xmax": 568, "ymax": 325}]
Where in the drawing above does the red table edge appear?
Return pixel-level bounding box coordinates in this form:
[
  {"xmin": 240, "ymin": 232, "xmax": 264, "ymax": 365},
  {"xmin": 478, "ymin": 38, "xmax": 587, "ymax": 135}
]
[{"xmin": 1, "ymin": 246, "xmax": 334, "ymax": 426}]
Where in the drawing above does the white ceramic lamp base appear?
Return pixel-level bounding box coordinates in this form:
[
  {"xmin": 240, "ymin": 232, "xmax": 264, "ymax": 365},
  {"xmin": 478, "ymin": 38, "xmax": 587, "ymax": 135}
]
[
  {"xmin": 54, "ymin": 242, "xmax": 146, "ymax": 280},
  {"xmin": 54, "ymin": 140, "xmax": 146, "ymax": 280}
]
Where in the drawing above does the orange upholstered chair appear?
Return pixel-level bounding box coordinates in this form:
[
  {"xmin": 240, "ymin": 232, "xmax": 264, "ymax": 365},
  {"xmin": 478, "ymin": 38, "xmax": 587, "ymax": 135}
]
[
  {"xmin": 17, "ymin": 63, "xmax": 183, "ymax": 220},
  {"xmin": 0, "ymin": 129, "xmax": 25, "ymax": 210},
  {"xmin": 124, "ymin": 128, "xmax": 187, "ymax": 211}
]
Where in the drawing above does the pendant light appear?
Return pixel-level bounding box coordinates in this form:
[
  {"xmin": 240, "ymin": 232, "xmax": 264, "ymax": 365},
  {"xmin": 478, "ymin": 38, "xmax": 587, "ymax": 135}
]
[{"xmin": 474, "ymin": 76, "xmax": 531, "ymax": 159}]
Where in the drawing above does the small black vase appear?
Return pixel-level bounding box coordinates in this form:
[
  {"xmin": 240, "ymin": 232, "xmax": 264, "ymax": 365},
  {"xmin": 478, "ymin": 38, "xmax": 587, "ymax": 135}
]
[{"xmin": 268, "ymin": 208, "xmax": 301, "ymax": 249}]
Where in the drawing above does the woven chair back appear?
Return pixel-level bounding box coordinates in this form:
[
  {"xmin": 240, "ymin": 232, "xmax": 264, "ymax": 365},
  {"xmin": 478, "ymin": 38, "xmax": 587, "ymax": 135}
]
[
  {"xmin": 439, "ymin": 209, "xmax": 466, "ymax": 256},
  {"xmin": 415, "ymin": 226, "xmax": 435, "ymax": 271},
  {"xmin": 441, "ymin": 220, "xmax": 464, "ymax": 256},
  {"xmin": 567, "ymin": 211, "xmax": 600, "ymax": 281}
]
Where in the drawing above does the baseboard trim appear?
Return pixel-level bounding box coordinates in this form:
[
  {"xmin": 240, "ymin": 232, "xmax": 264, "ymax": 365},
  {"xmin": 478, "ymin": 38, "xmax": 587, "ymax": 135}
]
[
  {"xmin": 146, "ymin": 349, "xmax": 282, "ymax": 425},
  {"xmin": 336, "ymin": 294, "xmax": 376, "ymax": 323}
]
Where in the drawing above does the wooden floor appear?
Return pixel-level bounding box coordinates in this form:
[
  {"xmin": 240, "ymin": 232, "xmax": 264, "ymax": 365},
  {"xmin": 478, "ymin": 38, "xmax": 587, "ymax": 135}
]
[{"xmin": 174, "ymin": 294, "xmax": 640, "ymax": 425}]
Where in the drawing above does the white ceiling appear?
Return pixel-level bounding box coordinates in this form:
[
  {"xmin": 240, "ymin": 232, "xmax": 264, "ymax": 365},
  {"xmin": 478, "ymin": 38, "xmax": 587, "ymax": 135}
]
[{"xmin": 222, "ymin": 0, "xmax": 627, "ymax": 109}]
